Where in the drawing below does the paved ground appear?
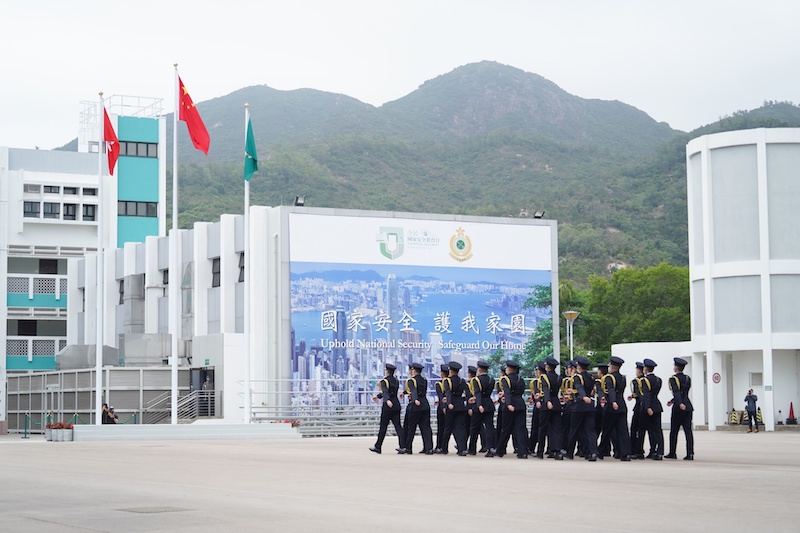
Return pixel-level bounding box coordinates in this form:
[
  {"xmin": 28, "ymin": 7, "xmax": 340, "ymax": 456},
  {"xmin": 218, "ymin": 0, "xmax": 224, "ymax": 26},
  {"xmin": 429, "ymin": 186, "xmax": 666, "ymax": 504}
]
[{"xmin": 1, "ymin": 430, "xmax": 798, "ymax": 532}]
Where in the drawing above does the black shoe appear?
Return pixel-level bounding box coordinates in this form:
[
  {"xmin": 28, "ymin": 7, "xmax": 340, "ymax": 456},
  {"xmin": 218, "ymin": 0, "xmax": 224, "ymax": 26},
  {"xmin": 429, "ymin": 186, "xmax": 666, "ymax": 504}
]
[
  {"xmin": 424, "ymin": 450, "xmax": 434, "ymax": 455},
  {"xmin": 683, "ymin": 455, "xmax": 694, "ymax": 461},
  {"xmin": 369, "ymin": 447, "xmax": 381, "ymax": 454},
  {"xmin": 651, "ymin": 455, "xmax": 662, "ymax": 461},
  {"xmin": 457, "ymin": 450, "xmax": 468, "ymax": 456},
  {"xmin": 587, "ymin": 453, "xmax": 598, "ymax": 462},
  {"xmin": 467, "ymin": 451, "xmax": 477, "ymax": 456},
  {"xmin": 620, "ymin": 455, "xmax": 631, "ymax": 461},
  {"xmin": 553, "ymin": 453, "xmax": 563, "ymax": 460},
  {"xmin": 485, "ymin": 450, "xmax": 496, "ymax": 458},
  {"xmin": 478, "ymin": 448, "xmax": 487, "ymax": 453},
  {"xmin": 517, "ymin": 454, "xmax": 528, "ymax": 459},
  {"xmin": 565, "ymin": 454, "xmax": 574, "ymax": 460},
  {"xmin": 536, "ymin": 453, "xmax": 544, "ymax": 459},
  {"xmin": 664, "ymin": 454, "xmax": 677, "ymax": 459},
  {"xmin": 397, "ymin": 448, "xmax": 408, "ymax": 454}
]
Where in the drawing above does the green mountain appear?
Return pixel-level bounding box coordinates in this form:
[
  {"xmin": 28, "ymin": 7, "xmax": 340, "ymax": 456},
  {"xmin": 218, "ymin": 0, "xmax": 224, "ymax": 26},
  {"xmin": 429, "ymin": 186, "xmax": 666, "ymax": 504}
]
[{"xmin": 56, "ymin": 63, "xmax": 800, "ymax": 286}]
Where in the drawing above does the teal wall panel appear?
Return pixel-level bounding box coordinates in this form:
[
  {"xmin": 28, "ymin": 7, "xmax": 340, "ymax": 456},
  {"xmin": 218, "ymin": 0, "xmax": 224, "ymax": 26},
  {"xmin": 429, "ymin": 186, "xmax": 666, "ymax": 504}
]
[
  {"xmin": 118, "ymin": 157, "xmax": 159, "ymax": 202},
  {"xmin": 118, "ymin": 116, "xmax": 159, "ymax": 143},
  {"xmin": 7, "ymin": 293, "xmax": 67, "ymax": 308},
  {"xmin": 118, "ymin": 216, "xmax": 159, "ymax": 246},
  {"xmin": 6, "ymin": 356, "xmax": 57, "ymax": 371}
]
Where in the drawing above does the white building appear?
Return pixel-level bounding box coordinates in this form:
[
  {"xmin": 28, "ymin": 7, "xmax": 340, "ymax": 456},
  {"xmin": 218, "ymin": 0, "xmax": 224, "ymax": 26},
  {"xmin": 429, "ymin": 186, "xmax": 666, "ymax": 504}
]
[
  {"xmin": 613, "ymin": 128, "xmax": 800, "ymax": 431},
  {"xmin": 1, "ymin": 97, "xmax": 167, "ymax": 431}
]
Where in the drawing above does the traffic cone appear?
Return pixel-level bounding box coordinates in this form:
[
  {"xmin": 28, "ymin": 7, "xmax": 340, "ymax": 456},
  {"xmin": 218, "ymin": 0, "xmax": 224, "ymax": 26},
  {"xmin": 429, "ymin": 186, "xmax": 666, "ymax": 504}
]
[
  {"xmin": 756, "ymin": 408, "xmax": 763, "ymax": 424},
  {"xmin": 788, "ymin": 402, "xmax": 797, "ymax": 425},
  {"xmin": 740, "ymin": 411, "xmax": 749, "ymax": 425},
  {"xmin": 728, "ymin": 409, "xmax": 739, "ymax": 425}
]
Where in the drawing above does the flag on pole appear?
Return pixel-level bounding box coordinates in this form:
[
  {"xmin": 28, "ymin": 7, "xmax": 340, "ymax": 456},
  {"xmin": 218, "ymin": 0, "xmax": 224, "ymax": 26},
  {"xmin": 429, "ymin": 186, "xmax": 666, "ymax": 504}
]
[
  {"xmin": 244, "ymin": 115, "xmax": 258, "ymax": 181},
  {"xmin": 103, "ymin": 108, "xmax": 120, "ymax": 175},
  {"xmin": 178, "ymin": 77, "xmax": 210, "ymax": 154}
]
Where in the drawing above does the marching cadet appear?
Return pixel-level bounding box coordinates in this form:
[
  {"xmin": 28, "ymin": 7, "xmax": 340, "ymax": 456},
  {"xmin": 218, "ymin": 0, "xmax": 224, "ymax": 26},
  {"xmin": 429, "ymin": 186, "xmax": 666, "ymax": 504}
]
[
  {"xmin": 433, "ymin": 364, "xmax": 449, "ymax": 454},
  {"xmin": 641, "ymin": 358, "xmax": 664, "ymax": 460},
  {"xmin": 597, "ymin": 356, "xmax": 631, "ymax": 461},
  {"xmin": 527, "ymin": 361, "xmax": 544, "ymax": 455},
  {"xmin": 403, "ymin": 362, "xmax": 434, "ymax": 455},
  {"xmin": 665, "ymin": 357, "xmax": 694, "ymax": 460},
  {"xmin": 496, "ymin": 359, "xmax": 528, "ymax": 458},
  {"xmin": 565, "ymin": 356, "xmax": 598, "ymax": 461},
  {"xmin": 594, "ymin": 363, "xmax": 608, "ymax": 445},
  {"xmin": 561, "ymin": 360, "xmax": 578, "ymax": 452},
  {"xmin": 495, "ymin": 367, "xmax": 506, "ymax": 449},
  {"xmin": 628, "ymin": 362, "xmax": 646, "ymax": 459},
  {"xmin": 536, "ymin": 357, "xmax": 564, "ymax": 459},
  {"xmin": 440, "ymin": 361, "xmax": 469, "ymax": 455},
  {"xmin": 469, "ymin": 360, "xmax": 497, "ymax": 457},
  {"xmin": 370, "ymin": 363, "xmax": 406, "ymax": 454},
  {"xmin": 465, "ymin": 365, "xmax": 485, "ymax": 453}
]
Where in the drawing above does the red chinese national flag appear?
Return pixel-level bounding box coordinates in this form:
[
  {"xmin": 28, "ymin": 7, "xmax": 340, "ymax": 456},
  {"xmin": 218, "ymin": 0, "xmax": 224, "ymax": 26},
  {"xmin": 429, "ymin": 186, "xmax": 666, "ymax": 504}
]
[
  {"xmin": 178, "ymin": 77, "xmax": 210, "ymax": 154},
  {"xmin": 103, "ymin": 109, "xmax": 120, "ymax": 175}
]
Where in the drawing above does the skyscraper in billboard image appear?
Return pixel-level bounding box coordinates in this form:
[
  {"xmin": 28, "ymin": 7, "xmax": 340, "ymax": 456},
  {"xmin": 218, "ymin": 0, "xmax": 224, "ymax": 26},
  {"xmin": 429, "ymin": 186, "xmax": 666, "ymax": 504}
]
[{"xmin": 288, "ymin": 213, "xmax": 555, "ymax": 406}]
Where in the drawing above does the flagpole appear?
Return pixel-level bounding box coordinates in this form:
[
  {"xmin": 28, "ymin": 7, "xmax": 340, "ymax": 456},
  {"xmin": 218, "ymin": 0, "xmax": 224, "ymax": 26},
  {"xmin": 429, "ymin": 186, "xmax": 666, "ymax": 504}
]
[
  {"xmin": 243, "ymin": 104, "xmax": 252, "ymax": 423},
  {"xmin": 95, "ymin": 92, "xmax": 105, "ymax": 425},
  {"xmin": 170, "ymin": 64, "xmax": 179, "ymax": 424}
]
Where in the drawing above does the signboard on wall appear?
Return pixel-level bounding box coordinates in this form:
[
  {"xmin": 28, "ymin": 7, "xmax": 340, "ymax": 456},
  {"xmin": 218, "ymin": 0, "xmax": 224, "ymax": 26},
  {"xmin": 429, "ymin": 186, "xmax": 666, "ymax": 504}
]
[{"xmin": 287, "ymin": 212, "xmax": 555, "ymax": 404}]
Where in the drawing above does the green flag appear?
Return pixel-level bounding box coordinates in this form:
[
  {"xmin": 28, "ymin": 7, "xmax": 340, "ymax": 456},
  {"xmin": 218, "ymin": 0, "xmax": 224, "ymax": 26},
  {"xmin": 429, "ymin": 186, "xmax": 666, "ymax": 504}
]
[{"xmin": 244, "ymin": 116, "xmax": 258, "ymax": 181}]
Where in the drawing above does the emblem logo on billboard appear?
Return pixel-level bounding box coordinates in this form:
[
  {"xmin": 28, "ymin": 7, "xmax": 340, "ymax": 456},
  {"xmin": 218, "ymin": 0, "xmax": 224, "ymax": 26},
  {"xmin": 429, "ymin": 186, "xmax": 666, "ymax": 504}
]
[
  {"xmin": 377, "ymin": 227, "xmax": 405, "ymax": 260},
  {"xmin": 449, "ymin": 227, "xmax": 473, "ymax": 262}
]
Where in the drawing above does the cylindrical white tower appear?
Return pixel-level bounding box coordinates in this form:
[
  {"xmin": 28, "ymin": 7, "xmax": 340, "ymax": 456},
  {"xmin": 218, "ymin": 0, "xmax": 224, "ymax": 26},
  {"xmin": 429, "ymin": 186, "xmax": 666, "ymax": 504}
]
[{"xmin": 687, "ymin": 128, "xmax": 800, "ymax": 430}]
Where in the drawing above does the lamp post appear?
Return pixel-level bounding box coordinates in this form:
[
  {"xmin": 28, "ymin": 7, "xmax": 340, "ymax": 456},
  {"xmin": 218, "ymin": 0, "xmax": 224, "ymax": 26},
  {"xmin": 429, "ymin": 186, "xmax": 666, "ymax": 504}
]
[{"xmin": 562, "ymin": 310, "xmax": 580, "ymax": 360}]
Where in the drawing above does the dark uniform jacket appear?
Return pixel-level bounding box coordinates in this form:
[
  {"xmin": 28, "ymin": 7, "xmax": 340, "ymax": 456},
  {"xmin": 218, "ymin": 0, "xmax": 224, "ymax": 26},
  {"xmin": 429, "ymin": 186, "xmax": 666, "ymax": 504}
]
[
  {"xmin": 641, "ymin": 373, "xmax": 663, "ymax": 413},
  {"xmin": 541, "ymin": 370, "xmax": 562, "ymax": 411},
  {"xmin": 473, "ymin": 373, "xmax": 496, "ymax": 413},
  {"xmin": 669, "ymin": 373, "xmax": 693, "ymax": 412},
  {"xmin": 602, "ymin": 371, "xmax": 628, "ymax": 413},
  {"xmin": 573, "ymin": 371, "xmax": 595, "ymax": 413},
  {"xmin": 500, "ymin": 372, "xmax": 526, "ymax": 410},
  {"xmin": 407, "ymin": 375, "xmax": 429, "ymax": 411},
  {"xmin": 444, "ymin": 375, "xmax": 467, "ymax": 411},
  {"xmin": 379, "ymin": 375, "xmax": 401, "ymax": 412}
]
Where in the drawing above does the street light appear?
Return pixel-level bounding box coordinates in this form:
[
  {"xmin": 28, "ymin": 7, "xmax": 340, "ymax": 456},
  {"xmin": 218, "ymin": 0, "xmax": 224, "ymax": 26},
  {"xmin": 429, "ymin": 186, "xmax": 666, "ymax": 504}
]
[{"xmin": 562, "ymin": 310, "xmax": 580, "ymax": 360}]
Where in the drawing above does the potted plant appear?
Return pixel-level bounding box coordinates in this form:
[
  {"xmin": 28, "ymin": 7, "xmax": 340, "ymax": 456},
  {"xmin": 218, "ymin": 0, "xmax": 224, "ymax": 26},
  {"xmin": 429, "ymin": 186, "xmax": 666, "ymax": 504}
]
[
  {"xmin": 44, "ymin": 422, "xmax": 54, "ymax": 441},
  {"xmin": 52, "ymin": 421, "xmax": 64, "ymax": 442},
  {"xmin": 63, "ymin": 422, "xmax": 74, "ymax": 442}
]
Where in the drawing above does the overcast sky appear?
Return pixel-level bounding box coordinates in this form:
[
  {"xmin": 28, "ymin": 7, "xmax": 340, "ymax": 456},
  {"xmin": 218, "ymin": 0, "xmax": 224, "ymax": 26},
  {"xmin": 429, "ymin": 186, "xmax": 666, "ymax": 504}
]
[{"xmin": 2, "ymin": 0, "xmax": 799, "ymax": 150}]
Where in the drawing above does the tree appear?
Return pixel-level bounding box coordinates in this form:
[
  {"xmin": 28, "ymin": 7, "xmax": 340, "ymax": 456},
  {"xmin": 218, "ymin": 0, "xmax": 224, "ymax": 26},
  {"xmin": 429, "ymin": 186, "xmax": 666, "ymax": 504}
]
[
  {"xmin": 519, "ymin": 284, "xmax": 555, "ymax": 375},
  {"xmin": 582, "ymin": 263, "xmax": 690, "ymax": 353}
]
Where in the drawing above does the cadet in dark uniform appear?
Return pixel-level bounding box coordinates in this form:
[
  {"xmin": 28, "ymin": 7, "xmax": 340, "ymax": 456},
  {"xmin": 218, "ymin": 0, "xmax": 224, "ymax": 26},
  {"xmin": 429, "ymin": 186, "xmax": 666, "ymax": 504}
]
[
  {"xmin": 665, "ymin": 357, "xmax": 694, "ymax": 460},
  {"xmin": 628, "ymin": 362, "xmax": 646, "ymax": 459},
  {"xmin": 527, "ymin": 361, "xmax": 544, "ymax": 455},
  {"xmin": 433, "ymin": 364, "xmax": 449, "ymax": 453},
  {"xmin": 598, "ymin": 356, "xmax": 631, "ymax": 461},
  {"xmin": 641, "ymin": 358, "xmax": 664, "ymax": 460},
  {"xmin": 565, "ymin": 356, "xmax": 598, "ymax": 461},
  {"xmin": 441, "ymin": 361, "xmax": 469, "ymax": 455},
  {"xmin": 594, "ymin": 363, "xmax": 608, "ymax": 445},
  {"xmin": 404, "ymin": 362, "xmax": 434, "ymax": 455},
  {"xmin": 465, "ymin": 365, "xmax": 483, "ymax": 453},
  {"xmin": 495, "ymin": 368, "xmax": 506, "ymax": 450},
  {"xmin": 561, "ymin": 360, "xmax": 578, "ymax": 452},
  {"xmin": 469, "ymin": 360, "xmax": 496, "ymax": 457},
  {"xmin": 536, "ymin": 356, "xmax": 564, "ymax": 459},
  {"xmin": 496, "ymin": 359, "xmax": 527, "ymax": 458},
  {"xmin": 370, "ymin": 363, "xmax": 405, "ymax": 454}
]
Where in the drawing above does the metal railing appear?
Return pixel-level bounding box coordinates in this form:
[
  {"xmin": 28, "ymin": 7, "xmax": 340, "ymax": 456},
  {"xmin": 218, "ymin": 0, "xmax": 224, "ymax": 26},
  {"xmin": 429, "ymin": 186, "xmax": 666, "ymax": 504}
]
[
  {"xmin": 142, "ymin": 390, "xmax": 217, "ymax": 424},
  {"xmin": 246, "ymin": 378, "xmax": 443, "ymax": 437}
]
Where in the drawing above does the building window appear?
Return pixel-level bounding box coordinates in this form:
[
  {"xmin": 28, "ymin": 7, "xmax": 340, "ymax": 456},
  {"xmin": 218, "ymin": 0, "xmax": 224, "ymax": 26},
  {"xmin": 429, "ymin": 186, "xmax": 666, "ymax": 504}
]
[
  {"xmin": 43, "ymin": 202, "xmax": 60, "ymax": 219},
  {"xmin": 18, "ymin": 320, "xmax": 37, "ymax": 336},
  {"xmin": 83, "ymin": 204, "xmax": 96, "ymax": 221},
  {"xmin": 118, "ymin": 201, "xmax": 158, "ymax": 217},
  {"xmin": 23, "ymin": 201, "xmax": 40, "ymax": 218},
  {"xmin": 750, "ymin": 372, "xmax": 763, "ymax": 387},
  {"xmin": 119, "ymin": 280, "xmax": 124, "ymax": 304},
  {"xmin": 119, "ymin": 141, "xmax": 158, "ymax": 158},
  {"xmin": 40, "ymin": 259, "xmax": 58, "ymax": 275},
  {"xmin": 83, "ymin": 188, "xmax": 97, "ymax": 196},
  {"xmin": 212, "ymin": 258, "xmax": 221, "ymax": 287},
  {"xmin": 24, "ymin": 183, "xmax": 41, "ymax": 193},
  {"xmin": 64, "ymin": 203, "xmax": 77, "ymax": 220},
  {"xmin": 162, "ymin": 269, "xmax": 169, "ymax": 285},
  {"xmin": 64, "ymin": 187, "xmax": 78, "ymax": 195},
  {"xmin": 238, "ymin": 253, "xmax": 245, "ymax": 283},
  {"xmin": 43, "ymin": 185, "xmax": 60, "ymax": 193}
]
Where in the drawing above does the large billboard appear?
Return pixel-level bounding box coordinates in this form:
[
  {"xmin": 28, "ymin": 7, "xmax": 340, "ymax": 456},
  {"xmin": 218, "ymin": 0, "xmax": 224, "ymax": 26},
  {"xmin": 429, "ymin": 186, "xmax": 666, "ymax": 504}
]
[{"xmin": 288, "ymin": 212, "xmax": 555, "ymax": 395}]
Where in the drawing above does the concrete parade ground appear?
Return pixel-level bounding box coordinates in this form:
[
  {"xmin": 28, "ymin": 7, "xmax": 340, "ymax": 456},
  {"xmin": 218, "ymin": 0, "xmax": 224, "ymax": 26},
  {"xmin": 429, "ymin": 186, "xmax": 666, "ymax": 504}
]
[{"xmin": 1, "ymin": 430, "xmax": 799, "ymax": 533}]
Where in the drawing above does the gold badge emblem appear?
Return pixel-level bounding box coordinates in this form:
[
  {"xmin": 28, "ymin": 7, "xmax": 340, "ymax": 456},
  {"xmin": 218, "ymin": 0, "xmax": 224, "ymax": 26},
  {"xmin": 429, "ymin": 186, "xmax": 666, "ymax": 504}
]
[{"xmin": 449, "ymin": 227, "xmax": 473, "ymax": 262}]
